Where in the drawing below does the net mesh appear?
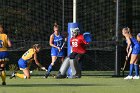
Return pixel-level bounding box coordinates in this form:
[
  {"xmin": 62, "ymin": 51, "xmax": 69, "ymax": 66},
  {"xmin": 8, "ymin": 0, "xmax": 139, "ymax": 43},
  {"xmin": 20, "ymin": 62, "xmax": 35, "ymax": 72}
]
[{"xmin": 0, "ymin": 0, "xmax": 64, "ymax": 50}]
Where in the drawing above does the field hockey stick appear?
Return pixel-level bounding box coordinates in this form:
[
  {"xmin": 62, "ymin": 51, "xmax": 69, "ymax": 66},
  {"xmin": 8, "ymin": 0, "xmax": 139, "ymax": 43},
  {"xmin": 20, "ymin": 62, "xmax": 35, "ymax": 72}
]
[
  {"xmin": 121, "ymin": 56, "xmax": 129, "ymax": 71},
  {"xmin": 121, "ymin": 58, "xmax": 128, "ymax": 76},
  {"xmin": 121, "ymin": 48, "xmax": 132, "ymax": 76}
]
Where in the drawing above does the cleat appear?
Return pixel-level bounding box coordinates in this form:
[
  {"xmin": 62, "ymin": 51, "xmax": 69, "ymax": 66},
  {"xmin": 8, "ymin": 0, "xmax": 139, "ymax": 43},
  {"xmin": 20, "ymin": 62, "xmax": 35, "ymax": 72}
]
[
  {"xmin": 133, "ymin": 76, "xmax": 140, "ymax": 79},
  {"xmin": 56, "ymin": 74, "xmax": 66, "ymax": 79},
  {"xmin": 10, "ymin": 71, "xmax": 16, "ymax": 79},
  {"xmin": 124, "ymin": 75, "xmax": 133, "ymax": 80},
  {"xmin": 71, "ymin": 75, "xmax": 80, "ymax": 79},
  {"xmin": 44, "ymin": 72, "xmax": 49, "ymax": 78},
  {"xmin": 2, "ymin": 82, "xmax": 6, "ymax": 85}
]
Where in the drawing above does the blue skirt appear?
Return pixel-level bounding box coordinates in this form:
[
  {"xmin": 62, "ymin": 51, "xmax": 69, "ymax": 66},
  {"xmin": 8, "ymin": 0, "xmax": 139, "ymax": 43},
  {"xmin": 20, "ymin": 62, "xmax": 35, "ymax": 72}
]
[{"xmin": 0, "ymin": 51, "xmax": 9, "ymax": 61}]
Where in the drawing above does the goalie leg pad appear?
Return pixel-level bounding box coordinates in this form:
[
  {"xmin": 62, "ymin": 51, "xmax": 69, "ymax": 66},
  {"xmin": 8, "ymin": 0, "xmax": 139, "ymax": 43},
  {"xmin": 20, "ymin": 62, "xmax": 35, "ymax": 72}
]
[
  {"xmin": 59, "ymin": 57, "xmax": 70, "ymax": 75},
  {"xmin": 70, "ymin": 59, "xmax": 79, "ymax": 76}
]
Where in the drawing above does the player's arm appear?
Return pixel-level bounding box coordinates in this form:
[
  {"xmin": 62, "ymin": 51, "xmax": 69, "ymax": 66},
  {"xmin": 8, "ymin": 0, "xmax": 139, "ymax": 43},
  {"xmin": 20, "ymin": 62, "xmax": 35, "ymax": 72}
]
[
  {"xmin": 27, "ymin": 58, "xmax": 34, "ymax": 68},
  {"xmin": 33, "ymin": 53, "xmax": 46, "ymax": 70},
  {"xmin": 125, "ymin": 35, "xmax": 131, "ymax": 53},
  {"xmin": 33, "ymin": 52, "xmax": 42, "ymax": 68},
  {"xmin": 125, "ymin": 35, "xmax": 132, "ymax": 60},
  {"xmin": 6, "ymin": 35, "xmax": 12, "ymax": 47},
  {"xmin": 126, "ymin": 47, "xmax": 132, "ymax": 60}
]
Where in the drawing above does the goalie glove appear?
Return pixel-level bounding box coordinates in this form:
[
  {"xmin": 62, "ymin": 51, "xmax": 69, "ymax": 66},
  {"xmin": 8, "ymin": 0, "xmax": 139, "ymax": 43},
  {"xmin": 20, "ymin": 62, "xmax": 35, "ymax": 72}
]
[{"xmin": 83, "ymin": 32, "xmax": 92, "ymax": 43}]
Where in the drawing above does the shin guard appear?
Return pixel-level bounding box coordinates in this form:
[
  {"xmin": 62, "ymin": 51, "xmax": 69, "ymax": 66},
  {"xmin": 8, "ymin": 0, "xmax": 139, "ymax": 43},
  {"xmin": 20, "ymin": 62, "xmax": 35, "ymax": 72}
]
[{"xmin": 59, "ymin": 57, "xmax": 70, "ymax": 75}]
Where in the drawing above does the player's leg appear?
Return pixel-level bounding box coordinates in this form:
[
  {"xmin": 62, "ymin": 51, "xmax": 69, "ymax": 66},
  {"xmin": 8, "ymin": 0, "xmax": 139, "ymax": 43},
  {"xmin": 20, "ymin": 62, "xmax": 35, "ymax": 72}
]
[
  {"xmin": 10, "ymin": 58, "xmax": 28, "ymax": 79},
  {"xmin": 45, "ymin": 56, "xmax": 57, "ymax": 78},
  {"xmin": 133, "ymin": 47, "xmax": 140, "ymax": 79},
  {"xmin": 0, "ymin": 51, "xmax": 9, "ymax": 85},
  {"xmin": 75, "ymin": 54, "xmax": 84, "ymax": 78},
  {"xmin": 124, "ymin": 54, "xmax": 137, "ymax": 79},
  {"xmin": 127, "ymin": 46, "xmax": 140, "ymax": 79},
  {"xmin": 133, "ymin": 57, "xmax": 139, "ymax": 79},
  {"xmin": 56, "ymin": 57, "xmax": 70, "ymax": 78},
  {"xmin": 22, "ymin": 68, "xmax": 30, "ymax": 79},
  {"xmin": 69, "ymin": 59, "xmax": 78, "ymax": 78},
  {"xmin": 0, "ymin": 61, "xmax": 7, "ymax": 85},
  {"xmin": 45, "ymin": 49, "xmax": 65, "ymax": 78},
  {"xmin": 45, "ymin": 48, "xmax": 58, "ymax": 78},
  {"xmin": 69, "ymin": 52, "xmax": 81, "ymax": 78},
  {"xmin": 69, "ymin": 53, "xmax": 85, "ymax": 78},
  {"xmin": 124, "ymin": 46, "xmax": 140, "ymax": 79}
]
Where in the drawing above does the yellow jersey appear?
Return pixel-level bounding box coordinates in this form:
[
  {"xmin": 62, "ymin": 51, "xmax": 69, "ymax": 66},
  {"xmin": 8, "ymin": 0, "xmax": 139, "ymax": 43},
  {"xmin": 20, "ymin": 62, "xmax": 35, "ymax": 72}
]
[
  {"xmin": 22, "ymin": 48, "xmax": 36, "ymax": 61},
  {"xmin": 0, "ymin": 33, "xmax": 8, "ymax": 51}
]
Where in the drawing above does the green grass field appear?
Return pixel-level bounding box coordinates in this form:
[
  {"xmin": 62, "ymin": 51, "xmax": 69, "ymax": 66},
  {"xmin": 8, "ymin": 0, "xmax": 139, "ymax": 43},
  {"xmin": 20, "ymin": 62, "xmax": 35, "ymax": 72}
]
[{"xmin": 0, "ymin": 71, "xmax": 140, "ymax": 93}]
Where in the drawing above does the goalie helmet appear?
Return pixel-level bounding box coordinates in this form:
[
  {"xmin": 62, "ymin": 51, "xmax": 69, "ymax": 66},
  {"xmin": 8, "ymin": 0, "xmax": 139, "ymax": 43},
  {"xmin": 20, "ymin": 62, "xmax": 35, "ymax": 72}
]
[
  {"xmin": 137, "ymin": 33, "xmax": 140, "ymax": 37},
  {"xmin": 137, "ymin": 33, "xmax": 140, "ymax": 42},
  {"xmin": 72, "ymin": 27, "xmax": 80, "ymax": 37}
]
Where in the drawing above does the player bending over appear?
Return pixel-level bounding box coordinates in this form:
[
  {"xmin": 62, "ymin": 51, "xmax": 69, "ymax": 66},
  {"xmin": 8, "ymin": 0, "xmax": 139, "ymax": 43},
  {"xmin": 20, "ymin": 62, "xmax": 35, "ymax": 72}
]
[
  {"xmin": 10, "ymin": 44, "xmax": 46, "ymax": 79},
  {"xmin": 56, "ymin": 27, "xmax": 91, "ymax": 78},
  {"xmin": 122, "ymin": 28, "xmax": 140, "ymax": 79},
  {"xmin": 0, "ymin": 24, "xmax": 12, "ymax": 85}
]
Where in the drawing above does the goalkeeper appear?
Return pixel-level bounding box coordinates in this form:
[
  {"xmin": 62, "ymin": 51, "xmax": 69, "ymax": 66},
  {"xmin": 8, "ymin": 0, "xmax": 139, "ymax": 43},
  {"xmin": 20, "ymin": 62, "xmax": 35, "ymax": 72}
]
[
  {"xmin": 56, "ymin": 27, "xmax": 91, "ymax": 78},
  {"xmin": 10, "ymin": 44, "xmax": 46, "ymax": 79}
]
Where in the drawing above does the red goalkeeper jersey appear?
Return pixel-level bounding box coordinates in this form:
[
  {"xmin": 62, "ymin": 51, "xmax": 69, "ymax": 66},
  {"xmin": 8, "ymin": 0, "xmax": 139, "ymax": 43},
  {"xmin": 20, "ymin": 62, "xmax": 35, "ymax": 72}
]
[{"xmin": 70, "ymin": 34, "xmax": 88, "ymax": 54}]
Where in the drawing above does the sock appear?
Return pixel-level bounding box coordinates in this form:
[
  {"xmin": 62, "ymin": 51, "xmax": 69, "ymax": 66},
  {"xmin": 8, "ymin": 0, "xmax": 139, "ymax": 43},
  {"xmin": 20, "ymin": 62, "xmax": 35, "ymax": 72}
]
[
  {"xmin": 134, "ymin": 64, "xmax": 139, "ymax": 76},
  {"xmin": 1, "ymin": 71, "xmax": 6, "ymax": 82},
  {"xmin": 47, "ymin": 64, "xmax": 53, "ymax": 75},
  {"xmin": 129, "ymin": 64, "xmax": 134, "ymax": 76},
  {"xmin": 16, "ymin": 73, "xmax": 24, "ymax": 79}
]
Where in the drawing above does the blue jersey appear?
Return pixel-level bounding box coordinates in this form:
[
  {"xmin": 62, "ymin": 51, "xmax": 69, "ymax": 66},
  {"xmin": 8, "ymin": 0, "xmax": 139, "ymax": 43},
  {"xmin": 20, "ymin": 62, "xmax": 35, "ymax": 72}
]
[
  {"xmin": 53, "ymin": 34, "xmax": 64, "ymax": 48},
  {"xmin": 130, "ymin": 37, "xmax": 139, "ymax": 47},
  {"xmin": 51, "ymin": 34, "xmax": 65, "ymax": 57},
  {"xmin": 130, "ymin": 37, "xmax": 140, "ymax": 54}
]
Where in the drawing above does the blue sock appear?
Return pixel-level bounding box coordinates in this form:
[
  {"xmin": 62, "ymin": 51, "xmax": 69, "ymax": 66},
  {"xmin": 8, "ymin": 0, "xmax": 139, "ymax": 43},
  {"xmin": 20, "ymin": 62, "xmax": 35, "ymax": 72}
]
[
  {"xmin": 134, "ymin": 64, "xmax": 139, "ymax": 76},
  {"xmin": 47, "ymin": 64, "xmax": 53, "ymax": 74},
  {"xmin": 129, "ymin": 64, "xmax": 134, "ymax": 76}
]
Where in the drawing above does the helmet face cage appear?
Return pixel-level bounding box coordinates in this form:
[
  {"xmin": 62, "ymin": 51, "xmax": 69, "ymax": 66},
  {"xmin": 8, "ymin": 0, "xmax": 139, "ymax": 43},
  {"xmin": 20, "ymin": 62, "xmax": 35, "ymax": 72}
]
[{"xmin": 72, "ymin": 28, "xmax": 80, "ymax": 36}]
